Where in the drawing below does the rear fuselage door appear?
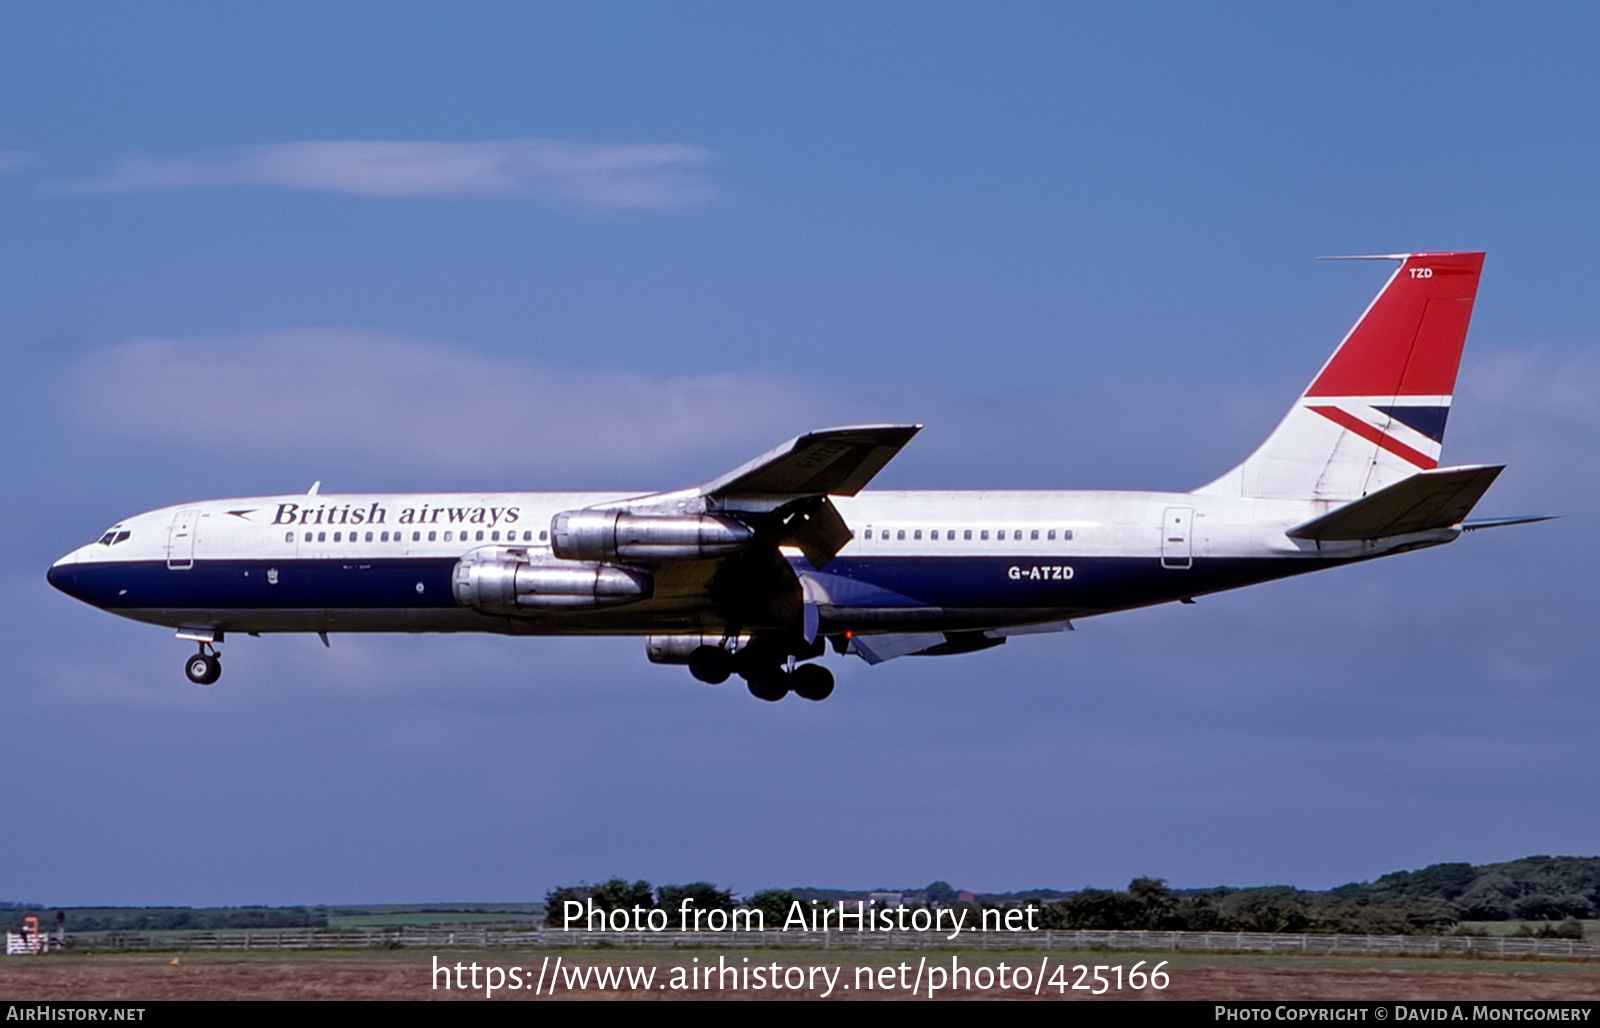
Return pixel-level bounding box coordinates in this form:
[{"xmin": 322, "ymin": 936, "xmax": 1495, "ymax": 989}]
[
  {"xmin": 1161, "ymin": 506, "xmax": 1193, "ymax": 569},
  {"xmin": 167, "ymin": 509, "xmax": 199, "ymax": 570}
]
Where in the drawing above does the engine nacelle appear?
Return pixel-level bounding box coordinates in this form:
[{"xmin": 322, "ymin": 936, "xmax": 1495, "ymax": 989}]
[
  {"xmin": 453, "ymin": 550, "xmax": 652, "ymax": 612},
  {"xmin": 551, "ymin": 510, "xmax": 755, "ymax": 563},
  {"xmin": 644, "ymin": 633, "xmax": 750, "ymax": 664}
]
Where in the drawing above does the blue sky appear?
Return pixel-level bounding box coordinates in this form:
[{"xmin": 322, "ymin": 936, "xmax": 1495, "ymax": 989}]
[{"xmin": 2, "ymin": 3, "xmax": 1597, "ymax": 905}]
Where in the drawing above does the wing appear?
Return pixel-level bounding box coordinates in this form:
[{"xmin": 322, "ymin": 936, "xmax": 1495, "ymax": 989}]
[
  {"xmin": 698, "ymin": 424, "xmax": 922, "ymax": 501},
  {"xmin": 700, "ymin": 424, "xmax": 919, "ymax": 568},
  {"xmin": 615, "ymin": 424, "xmax": 920, "ymax": 569}
]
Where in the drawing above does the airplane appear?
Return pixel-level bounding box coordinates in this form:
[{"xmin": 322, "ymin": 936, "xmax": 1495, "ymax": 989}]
[{"xmin": 48, "ymin": 251, "xmax": 1544, "ymax": 701}]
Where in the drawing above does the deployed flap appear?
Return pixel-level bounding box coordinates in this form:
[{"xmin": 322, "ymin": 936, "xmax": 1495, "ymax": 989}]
[
  {"xmin": 782, "ymin": 497, "xmax": 854, "ymax": 569},
  {"xmin": 700, "ymin": 424, "xmax": 921, "ymax": 499},
  {"xmin": 847, "ymin": 632, "xmax": 948, "ymax": 665},
  {"xmin": 1286, "ymin": 464, "xmax": 1504, "ymax": 542}
]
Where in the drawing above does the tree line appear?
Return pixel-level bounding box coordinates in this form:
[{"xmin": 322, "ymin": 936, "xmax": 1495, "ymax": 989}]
[{"xmin": 545, "ymin": 856, "xmax": 1599, "ymax": 937}]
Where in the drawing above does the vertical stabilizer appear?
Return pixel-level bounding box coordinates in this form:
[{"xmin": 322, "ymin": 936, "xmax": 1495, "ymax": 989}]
[{"xmin": 1197, "ymin": 252, "xmax": 1485, "ymax": 502}]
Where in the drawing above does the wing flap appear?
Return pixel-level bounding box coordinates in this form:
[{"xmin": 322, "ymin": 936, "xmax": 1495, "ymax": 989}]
[
  {"xmin": 1286, "ymin": 464, "xmax": 1504, "ymax": 542},
  {"xmin": 781, "ymin": 496, "xmax": 854, "ymax": 569}
]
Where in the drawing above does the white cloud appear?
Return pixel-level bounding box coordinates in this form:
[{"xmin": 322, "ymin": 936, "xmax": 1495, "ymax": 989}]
[
  {"xmin": 69, "ymin": 330, "xmax": 847, "ymax": 484},
  {"xmin": 66, "ymin": 139, "xmax": 714, "ymax": 210}
]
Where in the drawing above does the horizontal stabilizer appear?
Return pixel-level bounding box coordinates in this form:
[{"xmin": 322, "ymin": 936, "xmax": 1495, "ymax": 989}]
[
  {"xmin": 1462, "ymin": 515, "xmax": 1557, "ymax": 532},
  {"xmin": 700, "ymin": 424, "xmax": 921, "ymax": 499},
  {"xmin": 1286, "ymin": 464, "xmax": 1504, "ymax": 542}
]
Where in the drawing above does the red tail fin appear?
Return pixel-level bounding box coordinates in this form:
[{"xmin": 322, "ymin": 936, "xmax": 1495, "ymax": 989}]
[
  {"xmin": 1197, "ymin": 252, "xmax": 1486, "ymax": 502},
  {"xmin": 1305, "ymin": 252, "xmax": 1484, "ymax": 399}
]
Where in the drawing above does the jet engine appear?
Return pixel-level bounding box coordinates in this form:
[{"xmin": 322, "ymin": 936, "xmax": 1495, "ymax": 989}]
[
  {"xmin": 551, "ymin": 510, "xmax": 754, "ymax": 562},
  {"xmin": 644, "ymin": 633, "xmax": 750, "ymax": 664},
  {"xmin": 453, "ymin": 550, "xmax": 651, "ymax": 612}
]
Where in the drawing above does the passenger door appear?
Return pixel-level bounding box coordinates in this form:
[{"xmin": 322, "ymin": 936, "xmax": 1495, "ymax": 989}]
[
  {"xmin": 1160, "ymin": 506, "xmax": 1193, "ymax": 569},
  {"xmin": 166, "ymin": 509, "xmax": 199, "ymax": 570}
]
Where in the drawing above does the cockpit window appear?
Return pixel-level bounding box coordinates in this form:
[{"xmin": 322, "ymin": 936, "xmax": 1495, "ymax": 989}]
[
  {"xmin": 98, "ymin": 533, "xmax": 116, "ymax": 545},
  {"xmin": 97, "ymin": 529, "xmax": 132, "ymax": 546},
  {"xmin": 113, "ymin": 531, "xmax": 131, "ymax": 544}
]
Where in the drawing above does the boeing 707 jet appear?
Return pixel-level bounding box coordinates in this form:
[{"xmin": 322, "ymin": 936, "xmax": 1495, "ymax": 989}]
[{"xmin": 50, "ymin": 252, "xmax": 1538, "ymax": 701}]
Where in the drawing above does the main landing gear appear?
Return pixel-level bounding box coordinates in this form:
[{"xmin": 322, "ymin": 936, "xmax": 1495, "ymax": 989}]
[
  {"xmin": 184, "ymin": 644, "xmax": 222, "ymax": 685},
  {"xmin": 746, "ymin": 662, "xmax": 834, "ymax": 703},
  {"xmin": 686, "ymin": 640, "xmax": 835, "ymax": 702}
]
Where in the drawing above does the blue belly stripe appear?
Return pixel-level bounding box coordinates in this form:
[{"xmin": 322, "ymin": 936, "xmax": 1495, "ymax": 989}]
[{"xmin": 50, "ymin": 558, "xmax": 461, "ymax": 610}]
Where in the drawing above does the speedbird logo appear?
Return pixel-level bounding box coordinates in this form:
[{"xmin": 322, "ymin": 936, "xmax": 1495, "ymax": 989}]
[{"xmin": 1302, "ymin": 397, "xmax": 1448, "ymax": 470}]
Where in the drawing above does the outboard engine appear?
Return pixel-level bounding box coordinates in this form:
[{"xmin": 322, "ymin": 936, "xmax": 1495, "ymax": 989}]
[
  {"xmin": 551, "ymin": 510, "xmax": 754, "ymax": 563},
  {"xmin": 454, "ymin": 549, "xmax": 651, "ymax": 612},
  {"xmin": 645, "ymin": 633, "xmax": 750, "ymax": 664}
]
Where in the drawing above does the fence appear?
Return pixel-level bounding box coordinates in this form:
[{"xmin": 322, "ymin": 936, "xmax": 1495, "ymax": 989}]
[{"xmin": 48, "ymin": 927, "xmax": 1598, "ymax": 960}]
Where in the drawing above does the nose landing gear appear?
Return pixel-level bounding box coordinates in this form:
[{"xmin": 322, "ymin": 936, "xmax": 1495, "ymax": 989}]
[{"xmin": 184, "ymin": 644, "xmax": 222, "ymax": 685}]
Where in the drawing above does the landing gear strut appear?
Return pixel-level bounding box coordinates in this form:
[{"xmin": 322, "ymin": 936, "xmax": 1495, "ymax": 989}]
[{"xmin": 184, "ymin": 645, "xmax": 222, "ymax": 685}]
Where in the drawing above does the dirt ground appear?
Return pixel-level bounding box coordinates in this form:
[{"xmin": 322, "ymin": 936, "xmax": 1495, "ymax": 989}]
[{"xmin": 2, "ymin": 951, "xmax": 1596, "ymax": 1001}]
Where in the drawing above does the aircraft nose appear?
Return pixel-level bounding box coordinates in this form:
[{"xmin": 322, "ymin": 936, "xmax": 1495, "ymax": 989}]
[{"xmin": 47, "ymin": 552, "xmax": 82, "ymax": 598}]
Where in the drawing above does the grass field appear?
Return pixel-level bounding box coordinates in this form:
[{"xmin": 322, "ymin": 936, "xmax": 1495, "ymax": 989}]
[{"xmin": 3, "ymin": 947, "xmax": 1596, "ymax": 1001}]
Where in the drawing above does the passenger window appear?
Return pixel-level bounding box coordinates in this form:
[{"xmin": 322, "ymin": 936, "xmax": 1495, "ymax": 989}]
[
  {"xmin": 284, "ymin": 532, "xmax": 294, "ymax": 543},
  {"xmin": 524, "ymin": 531, "xmax": 533, "ymax": 542},
  {"xmin": 491, "ymin": 531, "xmax": 500, "ymax": 541},
  {"xmin": 896, "ymin": 529, "xmax": 905, "ymax": 540},
  {"xmin": 864, "ymin": 529, "xmax": 872, "ymax": 540},
  {"xmin": 539, "ymin": 530, "xmax": 548, "ymax": 541},
  {"xmin": 365, "ymin": 531, "xmax": 373, "ymax": 542},
  {"xmin": 1063, "ymin": 529, "xmax": 1074, "ymax": 541},
  {"xmin": 913, "ymin": 530, "xmax": 922, "ymax": 540},
  {"xmin": 413, "ymin": 531, "xmax": 421, "ymax": 542},
  {"xmin": 981, "ymin": 530, "xmax": 989, "ymax": 540},
  {"xmin": 444, "ymin": 531, "xmax": 452, "ymax": 541},
  {"xmin": 304, "ymin": 532, "xmax": 312, "ymax": 542},
  {"xmin": 964, "ymin": 529, "xmax": 972, "ymax": 540},
  {"xmin": 317, "ymin": 532, "xmax": 326, "ymax": 542},
  {"xmin": 428, "ymin": 531, "xmax": 437, "ymax": 542},
  {"xmin": 1048, "ymin": 529, "xmax": 1057, "ymax": 541},
  {"xmin": 1031, "ymin": 529, "xmax": 1039, "ymax": 540},
  {"xmin": 476, "ymin": 530, "xmax": 484, "ymax": 541}
]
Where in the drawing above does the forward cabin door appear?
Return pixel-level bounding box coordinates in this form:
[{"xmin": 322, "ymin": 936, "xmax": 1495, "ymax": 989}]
[
  {"xmin": 1160, "ymin": 506, "xmax": 1193, "ymax": 569},
  {"xmin": 166, "ymin": 509, "xmax": 199, "ymax": 570}
]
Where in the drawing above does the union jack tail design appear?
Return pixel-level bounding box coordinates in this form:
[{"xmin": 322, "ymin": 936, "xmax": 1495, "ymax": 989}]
[{"xmin": 1199, "ymin": 252, "xmax": 1485, "ymax": 502}]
